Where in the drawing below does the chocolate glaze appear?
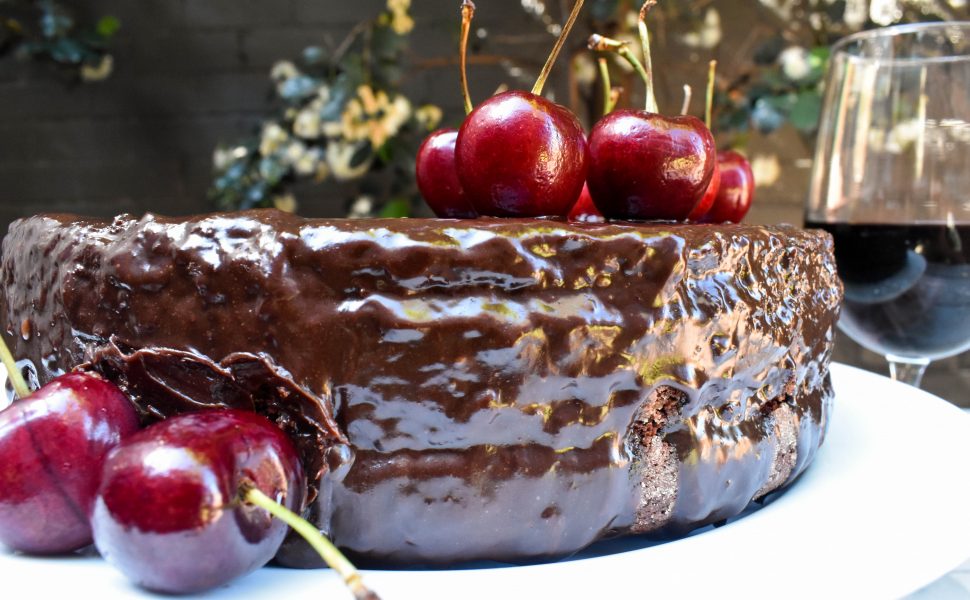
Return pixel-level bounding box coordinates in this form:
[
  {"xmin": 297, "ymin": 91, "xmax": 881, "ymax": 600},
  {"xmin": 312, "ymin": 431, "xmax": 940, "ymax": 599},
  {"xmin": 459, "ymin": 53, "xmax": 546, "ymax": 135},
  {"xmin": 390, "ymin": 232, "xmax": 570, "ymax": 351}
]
[{"xmin": 0, "ymin": 210, "xmax": 842, "ymax": 565}]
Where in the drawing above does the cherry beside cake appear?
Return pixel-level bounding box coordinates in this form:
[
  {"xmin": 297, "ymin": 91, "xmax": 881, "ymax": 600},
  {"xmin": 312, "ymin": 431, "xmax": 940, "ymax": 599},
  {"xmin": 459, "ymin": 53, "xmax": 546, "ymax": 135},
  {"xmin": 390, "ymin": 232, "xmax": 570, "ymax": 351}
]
[{"xmin": 0, "ymin": 210, "xmax": 842, "ymax": 564}]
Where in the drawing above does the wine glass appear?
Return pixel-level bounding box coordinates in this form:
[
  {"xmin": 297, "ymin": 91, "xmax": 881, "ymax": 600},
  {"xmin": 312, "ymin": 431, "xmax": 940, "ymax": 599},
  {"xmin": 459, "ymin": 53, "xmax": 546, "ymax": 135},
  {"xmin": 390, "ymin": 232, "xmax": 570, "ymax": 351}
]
[{"xmin": 806, "ymin": 22, "xmax": 970, "ymax": 388}]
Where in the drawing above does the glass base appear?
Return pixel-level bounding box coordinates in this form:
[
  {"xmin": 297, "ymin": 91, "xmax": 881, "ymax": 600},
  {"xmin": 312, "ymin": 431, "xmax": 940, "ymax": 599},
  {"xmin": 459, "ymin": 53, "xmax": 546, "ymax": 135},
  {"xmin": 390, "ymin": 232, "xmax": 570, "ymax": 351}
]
[{"xmin": 886, "ymin": 354, "xmax": 930, "ymax": 388}]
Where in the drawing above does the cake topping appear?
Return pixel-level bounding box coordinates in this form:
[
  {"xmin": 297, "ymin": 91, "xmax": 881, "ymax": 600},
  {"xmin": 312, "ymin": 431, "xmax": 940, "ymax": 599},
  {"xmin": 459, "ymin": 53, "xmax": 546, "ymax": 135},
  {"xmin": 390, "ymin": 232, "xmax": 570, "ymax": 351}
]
[
  {"xmin": 414, "ymin": 1, "xmax": 477, "ymax": 219},
  {"xmin": 585, "ymin": 4, "xmax": 717, "ymax": 221},
  {"xmin": 454, "ymin": 0, "xmax": 589, "ymax": 217}
]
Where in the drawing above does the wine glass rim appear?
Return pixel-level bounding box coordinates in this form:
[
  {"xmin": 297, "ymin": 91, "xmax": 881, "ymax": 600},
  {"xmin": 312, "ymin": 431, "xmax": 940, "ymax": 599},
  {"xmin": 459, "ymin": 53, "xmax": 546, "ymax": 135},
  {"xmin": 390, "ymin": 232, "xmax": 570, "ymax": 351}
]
[{"xmin": 833, "ymin": 21, "xmax": 970, "ymax": 65}]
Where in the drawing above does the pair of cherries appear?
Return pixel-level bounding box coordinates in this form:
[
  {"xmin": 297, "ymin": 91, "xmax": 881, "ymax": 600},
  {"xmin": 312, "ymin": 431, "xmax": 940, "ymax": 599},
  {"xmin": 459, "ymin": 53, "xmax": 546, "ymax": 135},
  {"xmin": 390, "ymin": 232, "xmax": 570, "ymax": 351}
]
[
  {"xmin": 416, "ymin": 0, "xmax": 753, "ymax": 224},
  {"xmin": 0, "ymin": 356, "xmax": 374, "ymax": 597}
]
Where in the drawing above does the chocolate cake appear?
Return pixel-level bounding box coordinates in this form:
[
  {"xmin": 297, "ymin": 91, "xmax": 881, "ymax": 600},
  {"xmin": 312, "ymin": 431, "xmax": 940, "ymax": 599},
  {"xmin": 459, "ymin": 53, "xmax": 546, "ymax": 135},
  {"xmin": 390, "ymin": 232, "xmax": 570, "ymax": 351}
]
[{"xmin": 0, "ymin": 210, "xmax": 842, "ymax": 565}]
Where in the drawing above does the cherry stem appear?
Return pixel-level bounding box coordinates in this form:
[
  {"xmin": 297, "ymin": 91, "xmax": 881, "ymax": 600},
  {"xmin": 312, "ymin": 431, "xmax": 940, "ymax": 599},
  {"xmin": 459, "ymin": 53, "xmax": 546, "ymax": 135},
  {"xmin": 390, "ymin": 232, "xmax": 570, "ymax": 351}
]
[
  {"xmin": 705, "ymin": 59, "xmax": 716, "ymax": 129},
  {"xmin": 638, "ymin": 0, "xmax": 658, "ymax": 113},
  {"xmin": 0, "ymin": 333, "xmax": 30, "ymax": 399},
  {"xmin": 532, "ymin": 0, "xmax": 585, "ymax": 96},
  {"xmin": 244, "ymin": 487, "xmax": 380, "ymax": 600},
  {"xmin": 680, "ymin": 84, "xmax": 692, "ymax": 115},
  {"xmin": 597, "ymin": 57, "xmax": 615, "ymax": 115},
  {"xmin": 459, "ymin": 0, "xmax": 476, "ymax": 115},
  {"xmin": 588, "ymin": 35, "xmax": 651, "ymax": 110}
]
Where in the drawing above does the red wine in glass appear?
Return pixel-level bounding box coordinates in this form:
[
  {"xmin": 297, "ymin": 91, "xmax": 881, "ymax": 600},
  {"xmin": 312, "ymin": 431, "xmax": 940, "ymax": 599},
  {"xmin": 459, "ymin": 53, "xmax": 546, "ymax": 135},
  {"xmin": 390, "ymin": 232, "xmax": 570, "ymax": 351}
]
[
  {"xmin": 806, "ymin": 22, "xmax": 970, "ymax": 386},
  {"xmin": 805, "ymin": 221, "xmax": 970, "ymax": 361}
]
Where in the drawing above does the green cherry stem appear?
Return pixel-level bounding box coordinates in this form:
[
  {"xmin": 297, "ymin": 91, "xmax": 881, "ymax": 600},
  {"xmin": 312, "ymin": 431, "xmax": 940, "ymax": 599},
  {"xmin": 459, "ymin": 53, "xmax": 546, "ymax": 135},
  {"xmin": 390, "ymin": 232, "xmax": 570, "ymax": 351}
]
[
  {"xmin": 705, "ymin": 59, "xmax": 717, "ymax": 130},
  {"xmin": 680, "ymin": 84, "xmax": 692, "ymax": 115},
  {"xmin": 0, "ymin": 333, "xmax": 30, "ymax": 399},
  {"xmin": 459, "ymin": 0, "xmax": 476, "ymax": 115},
  {"xmin": 588, "ymin": 34, "xmax": 652, "ymax": 108},
  {"xmin": 532, "ymin": 0, "xmax": 585, "ymax": 96},
  {"xmin": 597, "ymin": 57, "xmax": 616, "ymax": 115},
  {"xmin": 638, "ymin": 0, "xmax": 658, "ymax": 113},
  {"xmin": 244, "ymin": 486, "xmax": 380, "ymax": 600}
]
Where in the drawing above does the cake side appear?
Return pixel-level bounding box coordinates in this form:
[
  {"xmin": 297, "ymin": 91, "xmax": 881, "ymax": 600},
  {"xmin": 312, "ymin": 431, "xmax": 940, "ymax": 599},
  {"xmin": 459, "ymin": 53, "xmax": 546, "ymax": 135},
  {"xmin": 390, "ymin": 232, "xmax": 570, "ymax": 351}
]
[{"xmin": 0, "ymin": 210, "xmax": 842, "ymax": 564}]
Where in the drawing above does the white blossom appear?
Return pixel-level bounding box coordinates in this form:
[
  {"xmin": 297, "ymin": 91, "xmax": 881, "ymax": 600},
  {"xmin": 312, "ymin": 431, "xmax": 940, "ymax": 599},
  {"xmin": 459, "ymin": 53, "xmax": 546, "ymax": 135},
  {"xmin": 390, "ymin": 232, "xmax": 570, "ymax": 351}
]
[
  {"xmin": 294, "ymin": 147, "xmax": 324, "ymax": 177},
  {"xmin": 885, "ymin": 118, "xmax": 922, "ymax": 153},
  {"xmin": 273, "ymin": 193, "xmax": 297, "ymax": 213},
  {"xmin": 415, "ymin": 104, "xmax": 443, "ymax": 130},
  {"xmin": 282, "ymin": 140, "xmax": 307, "ymax": 166},
  {"xmin": 259, "ymin": 123, "xmax": 289, "ymax": 157},
  {"xmin": 844, "ymin": 0, "xmax": 868, "ymax": 28},
  {"xmin": 348, "ymin": 195, "xmax": 374, "ymax": 218},
  {"xmin": 270, "ymin": 61, "xmax": 299, "ymax": 82},
  {"xmin": 572, "ymin": 52, "xmax": 598, "ymax": 86},
  {"xmin": 779, "ymin": 46, "xmax": 812, "ymax": 82},
  {"xmin": 293, "ymin": 108, "xmax": 321, "ymax": 139},
  {"xmin": 750, "ymin": 154, "xmax": 781, "ymax": 187},
  {"xmin": 870, "ymin": 0, "xmax": 903, "ymax": 26},
  {"xmin": 213, "ymin": 145, "xmax": 248, "ymax": 170},
  {"xmin": 680, "ymin": 9, "xmax": 722, "ymax": 49},
  {"xmin": 327, "ymin": 141, "xmax": 372, "ymax": 181},
  {"xmin": 81, "ymin": 55, "xmax": 114, "ymax": 82}
]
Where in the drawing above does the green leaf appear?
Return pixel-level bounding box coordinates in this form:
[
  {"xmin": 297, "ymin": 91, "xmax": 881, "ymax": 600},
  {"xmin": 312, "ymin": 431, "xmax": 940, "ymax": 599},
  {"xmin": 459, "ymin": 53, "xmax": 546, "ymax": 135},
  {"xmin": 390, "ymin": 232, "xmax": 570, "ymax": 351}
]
[
  {"xmin": 337, "ymin": 55, "xmax": 365, "ymax": 87},
  {"xmin": 302, "ymin": 45, "xmax": 326, "ymax": 66},
  {"xmin": 379, "ymin": 198, "xmax": 410, "ymax": 218},
  {"xmin": 753, "ymin": 36, "xmax": 784, "ymax": 65},
  {"xmin": 589, "ymin": 0, "xmax": 621, "ymax": 21},
  {"xmin": 258, "ymin": 156, "xmax": 289, "ymax": 185},
  {"xmin": 751, "ymin": 96, "xmax": 788, "ymax": 132},
  {"xmin": 349, "ymin": 141, "xmax": 373, "ymax": 168},
  {"xmin": 825, "ymin": 0, "xmax": 846, "ymax": 21},
  {"xmin": 375, "ymin": 140, "xmax": 394, "ymax": 164},
  {"xmin": 278, "ymin": 75, "xmax": 319, "ymax": 101},
  {"xmin": 96, "ymin": 15, "xmax": 121, "ymax": 39},
  {"xmin": 244, "ymin": 182, "xmax": 269, "ymax": 209},
  {"xmin": 371, "ymin": 26, "xmax": 406, "ymax": 60},
  {"xmin": 40, "ymin": 10, "xmax": 73, "ymax": 38},
  {"xmin": 806, "ymin": 46, "xmax": 830, "ymax": 82},
  {"xmin": 49, "ymin": 38, "xmax": 86, "ymax": 63},
  {"xmin": 790, "ymin": 90, "xmax": 822, "ymax": 133}
]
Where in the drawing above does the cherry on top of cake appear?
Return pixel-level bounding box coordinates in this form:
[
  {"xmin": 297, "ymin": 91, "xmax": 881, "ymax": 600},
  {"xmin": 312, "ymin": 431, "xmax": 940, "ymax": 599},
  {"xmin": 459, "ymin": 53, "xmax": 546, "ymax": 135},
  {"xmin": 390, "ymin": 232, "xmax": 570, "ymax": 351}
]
[{"xmin": 415, "ymin": 0, "xmax": 754, "ymax": 225}]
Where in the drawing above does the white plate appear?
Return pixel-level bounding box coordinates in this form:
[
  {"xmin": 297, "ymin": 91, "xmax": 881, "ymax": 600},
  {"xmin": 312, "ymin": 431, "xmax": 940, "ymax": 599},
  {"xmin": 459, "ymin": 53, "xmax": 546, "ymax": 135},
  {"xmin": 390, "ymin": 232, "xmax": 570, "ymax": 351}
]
[{"xmin": 3, "ymin": 363, "xmax": 970, "ymax": 599}]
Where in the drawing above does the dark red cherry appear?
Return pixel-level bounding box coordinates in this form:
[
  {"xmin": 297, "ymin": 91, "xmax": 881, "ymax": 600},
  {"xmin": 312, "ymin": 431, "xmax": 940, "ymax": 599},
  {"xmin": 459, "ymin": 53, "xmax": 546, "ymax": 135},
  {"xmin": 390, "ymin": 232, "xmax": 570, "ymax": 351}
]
[
  {"xmin": 456, "ymin": 90, "xmax": 588, "ymax": 217},
  {"xmin": 688, "ymin": 160, "xmax": 720, "ymax": 221},
  {"xmin": 567, "ymin": 183, "xmax": 604, "ymax": 222},
  {"xmin": 587, "ymin": 110, "xmax": 716, "ymax": 220},
  {"xmin": 702, "ymin": 150, "xmax": 755, "ymax": 223},
  {"xmin": 91, "ymin": 410, "xmax": 305, "ymax": 594},
  {"xmin": 416, "ymin": 128, "xmax": 477, "ymax": 218},
  {"xmin": 0, "ymin": 372, "xmax": 138, "ymax": 554}
]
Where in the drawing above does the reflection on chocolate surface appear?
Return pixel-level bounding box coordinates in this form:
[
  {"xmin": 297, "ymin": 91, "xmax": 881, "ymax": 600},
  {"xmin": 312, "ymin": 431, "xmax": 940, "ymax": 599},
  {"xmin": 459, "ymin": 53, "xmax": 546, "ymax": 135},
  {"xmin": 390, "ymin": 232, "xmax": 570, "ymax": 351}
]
[{"xmin": 0, "ymin": 210, "xmax": 842, "ymax": 565}]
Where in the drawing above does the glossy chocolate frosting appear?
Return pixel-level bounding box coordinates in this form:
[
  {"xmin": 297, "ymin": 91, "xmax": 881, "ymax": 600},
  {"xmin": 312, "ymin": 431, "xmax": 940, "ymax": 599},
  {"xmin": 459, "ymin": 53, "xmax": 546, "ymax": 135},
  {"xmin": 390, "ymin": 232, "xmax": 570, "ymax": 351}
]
[{"xmin": 0, "ymin": 210, "xmax": 842, "ymax": 564}]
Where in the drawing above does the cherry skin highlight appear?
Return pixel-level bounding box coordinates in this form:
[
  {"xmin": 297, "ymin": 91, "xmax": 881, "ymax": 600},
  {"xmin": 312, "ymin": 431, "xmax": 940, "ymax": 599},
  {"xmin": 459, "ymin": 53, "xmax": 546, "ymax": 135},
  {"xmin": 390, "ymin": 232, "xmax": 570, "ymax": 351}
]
[
  {"xmin": 688, "ymin": 160, "xmax": 720, "ymax": 221},
  {"xmin": 0, "ymin": 372, "xmax": 138, "ymax": 554},
  {"xmin": 586, "ymin": 110, "xmax": 716, "ymax": 220},
  {"xmin": 416, "ymin": 129, "xmax": 477, "ymax": 218},
  {"xmin": 456, "ymin": 90, "xmax": 588, "ymax": 217},
  {"xmin": 702, "ymin": 150, "xmax": 755, "ymax": 223},
  {"xmin": 91, "ymin": 409, "xmax": 306, "ymax": 594}
]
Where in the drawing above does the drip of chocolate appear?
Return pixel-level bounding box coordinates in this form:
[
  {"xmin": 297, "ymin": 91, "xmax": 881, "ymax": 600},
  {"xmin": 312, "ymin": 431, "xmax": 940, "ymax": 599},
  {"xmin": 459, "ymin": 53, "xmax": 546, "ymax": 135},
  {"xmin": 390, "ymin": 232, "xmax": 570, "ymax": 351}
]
[{"xmin": 0, "ymin": 210, "xmax": 842, "ymax": 565}]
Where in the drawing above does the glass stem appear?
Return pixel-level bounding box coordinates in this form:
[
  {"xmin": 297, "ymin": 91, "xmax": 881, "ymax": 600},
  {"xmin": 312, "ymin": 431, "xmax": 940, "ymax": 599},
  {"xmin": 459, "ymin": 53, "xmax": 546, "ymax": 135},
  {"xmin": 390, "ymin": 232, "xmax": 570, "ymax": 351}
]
[{"xmin": 886, "ymin": 354, "xmax": 930, "ymax": 388}]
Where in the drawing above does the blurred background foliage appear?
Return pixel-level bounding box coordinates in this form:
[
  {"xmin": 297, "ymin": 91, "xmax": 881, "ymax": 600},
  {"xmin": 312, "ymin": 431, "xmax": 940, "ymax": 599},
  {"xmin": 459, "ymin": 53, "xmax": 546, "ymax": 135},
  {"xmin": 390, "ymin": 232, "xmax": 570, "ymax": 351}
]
[
  {"xmin": 207, "ymin": 0, "xmax": 970, "ymax": 217},
  {"xmin": 2, "ymin": 0, "xmax": 968, "ymax": 216},
  {"xmin": 208, "ymin": 0, "xmax": 443, "ymax": 216},
  {"xmin": 1, "ymin": 0, "xmax": 118, "ymax": 82}
]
